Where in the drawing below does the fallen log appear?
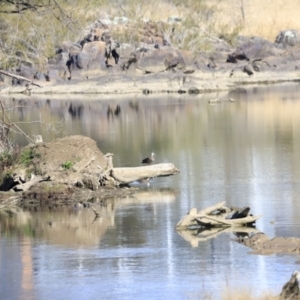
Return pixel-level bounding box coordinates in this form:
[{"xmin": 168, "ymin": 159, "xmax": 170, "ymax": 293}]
[
  {"xmin": 194, "ymin": 214, "xmax": 262, "ymax": 227},
  {"xmin": 176, "ymin": 202, "xmax": 262, "ymax": 229},
  {"xmin": 176, "ymin": 201, "xmax": 226, "ymax": 228},
  {"xmin": 13, "ymin": 175, "xmax": 51, "ymax": 192},
  {"xmin": 111, "ymin": 163, "xmax": 179, "ymax": 184}
]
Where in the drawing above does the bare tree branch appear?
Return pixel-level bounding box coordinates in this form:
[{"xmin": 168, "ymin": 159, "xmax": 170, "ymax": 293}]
[{"xmin": 0, "ymin": 70, "xmax": 41, "ymax": 87}]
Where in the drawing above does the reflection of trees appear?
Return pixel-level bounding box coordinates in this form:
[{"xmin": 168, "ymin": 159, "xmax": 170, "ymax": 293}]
[
  {"xmin": 0, "ymin": 210, "xmax": 33, "ymax": 236},
  {"xmin": 40, "ymin": 202, "xmax": 116, "ymax": 247},
  {"xmin": 0, "ymin": 189, "xmax": 176, "ymax": 248},
  {"xmin": 68, "ymin": 103, "xmax": 83, "ymax": 119},
  {"xmin": 4, "ymin": 88, "xmax": 300, "ymax": 156}
]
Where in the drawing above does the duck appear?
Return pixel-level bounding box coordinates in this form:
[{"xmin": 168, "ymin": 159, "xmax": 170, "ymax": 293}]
[{"xmin": 141, "ymin": 152, "xmax": 155, "ymax": 165}]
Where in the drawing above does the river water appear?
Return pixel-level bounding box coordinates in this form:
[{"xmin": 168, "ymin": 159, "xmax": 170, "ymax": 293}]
[{"xmin": 1, "ymin": 83, "xmax": 300, "ymax": 299}]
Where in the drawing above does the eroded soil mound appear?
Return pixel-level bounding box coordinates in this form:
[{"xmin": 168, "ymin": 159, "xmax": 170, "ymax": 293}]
[
  {"xmin": 32, "ymin": 135, "xmax": 107, "ymax": 180},
  {"xmin": 0, "ymin": 135, "xmax": 139, "ymax": 208}
]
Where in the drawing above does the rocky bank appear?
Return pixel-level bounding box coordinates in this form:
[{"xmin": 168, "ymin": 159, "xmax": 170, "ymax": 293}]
[{"xmin": 1, "ymin": 18, "xmax": 300, "ymax": 95}]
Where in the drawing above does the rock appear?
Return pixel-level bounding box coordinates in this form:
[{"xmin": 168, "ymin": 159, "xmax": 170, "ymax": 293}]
[
  {"xmin": 280, "ymin": 271, "xmax": 300, "ymax": 299},
  {"xmin": 75, "ymin": 180, "xmax": 84, "ymax": 188},
  {"xmin": 82, "ymin": 174, "xmax": 99, "ymax": 191},
  {"xmin": 67, "ymin": 41, "xmax": 108, "ymax": 79},
  {"xmin": 58, "ymin": 41, "xmax": 82, "ymax": 54},
  {"xmin": 243, "ymin": 63, "xmax": 255, "ymax": 76},
  {"xmin": 226, "ymin": 49, "xmax": 249, "ymax": 63},
  {"xmin": 164, "ymin": 52, "xmax": 186, "ymax": 71},
  {"xmin": 226, "ymin": 36, "xmax": 280, "ymax": 73},
  {"xmin": 188, "ymin": 87, "xmax": 200, "ymax": 94},
  {"xmin": 275, "ymin": 30, "xmax": 300, "ymax": 47},
  {"xmin": 136, "ymin": 47, "xmax": 186, "ymax": 73},
  {"xmin": 64, "ymin": 39, "xmax": 120, "ymax": 79}
]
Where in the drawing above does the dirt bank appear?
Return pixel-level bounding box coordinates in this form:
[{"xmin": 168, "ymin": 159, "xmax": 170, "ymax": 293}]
[
  {"xmin": 0, "ymin": 135, "xmax": 178, "ymax": 209},
  {"xmin": 0, "ymin": 135, "xmax": 135, "ymax": 208}
]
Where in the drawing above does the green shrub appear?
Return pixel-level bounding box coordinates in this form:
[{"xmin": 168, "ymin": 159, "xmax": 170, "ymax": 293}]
[
  {"xmin": 20, "ymin": 147, "xmax": 40, "ymax": 166},
  {"xmin": 0, "ymin": 151, "xmax": 13, "ymax": 166},
  {"xmin": 0, "ymin": 149, "xmax": 19, "ymax": 178},
  {"xmin": 61, "ymin": 161, "xmax": 73, "ymax": 170}
]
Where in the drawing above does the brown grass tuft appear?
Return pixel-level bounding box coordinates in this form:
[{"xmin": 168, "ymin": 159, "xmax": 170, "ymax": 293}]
[{"xmin": 222, "ymin": 287, "xmax": 279, "ymax": 300}]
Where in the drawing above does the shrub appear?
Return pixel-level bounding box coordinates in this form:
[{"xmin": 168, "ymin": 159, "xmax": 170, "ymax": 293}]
[
  {"xmin": 61, "ymin": 161, "xmax": 73, "ymax": 170},
  {"xmin": 20, "ymin": 147, "xmax": 40, "ymax": 166},
  {"xmin": 0, "ymin": 149, "xmax": 19, "ymax": 177}
]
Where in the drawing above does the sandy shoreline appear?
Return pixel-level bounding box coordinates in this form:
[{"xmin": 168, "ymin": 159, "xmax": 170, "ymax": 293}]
[{"xmin": 1, "ymin": 70, "xmax": 300, "ymax": 96}]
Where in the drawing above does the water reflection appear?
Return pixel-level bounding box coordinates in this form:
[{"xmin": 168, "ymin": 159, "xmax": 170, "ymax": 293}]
[
  {"xmin": 0, "ymin": 189, "xmax": 175, "ymax": 248},
  {"xmin": 2, "ymin": 83, "xmax": 300, "ymax": 298},
  {"xmin": 176, "ymin": 227, "xmax": 261, "ymax": 248}
]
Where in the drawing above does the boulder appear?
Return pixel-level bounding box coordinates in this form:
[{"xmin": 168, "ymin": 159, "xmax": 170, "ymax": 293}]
[
  {"xmin": 226, "ymin": 36, "xmax": 280, "ymax": 66},
  {"xmin": 66, "ymin": 41, "xmax": 110, "ymax": 79},
  {"xmin": 134, "ymin": 46, "xmax": 186, "ymax": 73},
  {"xmin": 275, "ymin": 30, "xmax": 300, "ymax": 47},
  {"xmin": 280, "ymin": 271, "xmax": 300, "ymax": 300}
]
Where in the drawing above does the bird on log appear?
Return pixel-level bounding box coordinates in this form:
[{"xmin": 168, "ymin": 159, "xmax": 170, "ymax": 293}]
[{"xmin": 141, "ymin": 152, "xmax": 155, "ymax": 165}]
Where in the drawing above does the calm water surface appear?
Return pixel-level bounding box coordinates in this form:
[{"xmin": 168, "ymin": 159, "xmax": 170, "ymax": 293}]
[{"xmin": 1, "ymin": 83, "xmax": 300, "ymax": 299}]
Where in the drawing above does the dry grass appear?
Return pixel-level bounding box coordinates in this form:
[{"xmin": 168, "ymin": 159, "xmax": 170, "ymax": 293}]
[
  {"xmin": 2, "ymin": 0, "xmax": 300, "ymax": 69},
  {"xmin": 79, "ymin": 0, "xmax": 300, "ymax": 51},
  {"xmin": 207, "ymin": 0, "xmax": 300, "ymax": 41},
  {"xmin": 222, "ymin": 289, "xmax": 278, "ymax": 300},
  {"xmin": 83, "ymin": 0, "xmax": 300, "ymax": 43}
]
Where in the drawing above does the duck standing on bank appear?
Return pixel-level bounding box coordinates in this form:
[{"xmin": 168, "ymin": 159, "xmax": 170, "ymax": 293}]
[{"xmin": 141, "ymin": 152, "xmax": 155, "ymax": 165}]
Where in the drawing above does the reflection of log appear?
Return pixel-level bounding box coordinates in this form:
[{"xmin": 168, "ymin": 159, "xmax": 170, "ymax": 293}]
[
  {"xmin": 111, "ymin": 163, "xmax": 179, "ymax": 184},
  {"xmin": 176, "ymin": 201, "xmax": 262, "ymax": 229},
  {"xmin": 120, "ymin": 190, "xmax": 176, "ymax": 204},
  {"xmin": 177, "ymin": 227, "xmax": 261, "ymax": 247}
]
